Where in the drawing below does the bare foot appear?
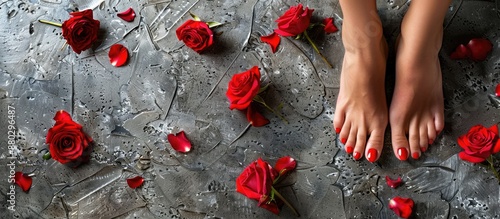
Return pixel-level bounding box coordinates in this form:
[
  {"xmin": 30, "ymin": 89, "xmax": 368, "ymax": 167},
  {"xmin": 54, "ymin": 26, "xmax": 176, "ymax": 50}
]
[
  {"xmin": 334, "ymin": 18, "xmax": 388, "ymax": 162},
  {"xmin": 390, "ymin": 17, "xmax": 445, "ymax": 161}
]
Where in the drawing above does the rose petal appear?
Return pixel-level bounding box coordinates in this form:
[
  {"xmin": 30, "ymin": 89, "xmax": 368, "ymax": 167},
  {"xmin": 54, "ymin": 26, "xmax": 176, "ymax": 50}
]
[
  {"xmin": 246, "ymin": 104, "xmax": 269, "ymax": 127},
  {"xmin": 466, "ymin": 38, "xmax": 493, "ymax": 61},
  {"xmin": 109, "ymin": 44, "xmax": 129, "ymax": 67},
  {"xmin": 167, "ymin": 131, "xmax": 192, "ymax": 153},
  {"xmin": 126, "ymin": 176, "xmax": 144, "ymax": 189},
  {"xmin": 385, "ymin": 176, "xmax": 403, "ymax": 189},
  {"xmin": 117, "ymin": 8, "xmax": 136, "ymax": 22},
  {"xmin": 450, "ymin": 44, "xmax": 470, "ymax": 60},
  {"xmin": 274, "ymin": 156, "xmax": 296, "ymax": 177},
  {"xmin": 496, "ymin": 84, "xmax": 500, "ymax": 97},
  {"xmin": 458, "ymin": 151, "xmax": 487, "ymax": 163},
  {"xmin": 389, "ymin": 197, "xmax": 414, "ymax": 219},
  {"xmin": 260, "ymin": 32, "xmax": 280, "ymax": 53},
  {"xmin": 15, "ymin": 172, "xmax": 32, "ymax": 192},
  {"xmin": 322, "ymin": 18, "xmax": 339, "ymax": 33},
  {"xmin": 54, "ymin": 110, "xmax": 73, "ymax": 123}
]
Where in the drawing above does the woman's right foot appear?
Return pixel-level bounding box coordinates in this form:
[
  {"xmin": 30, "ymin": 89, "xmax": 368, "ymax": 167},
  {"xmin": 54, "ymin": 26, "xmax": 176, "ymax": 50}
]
[{"xmin": 334, "ymin": 14, "xmax": 389, "ymax": 162}]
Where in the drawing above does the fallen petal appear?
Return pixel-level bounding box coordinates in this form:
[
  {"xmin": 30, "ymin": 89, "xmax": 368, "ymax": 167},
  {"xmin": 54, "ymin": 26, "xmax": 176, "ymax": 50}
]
[
  {"xmin": 385, "ymin": 176, "xmax": 403, "ymax": 188},
  {"xmin": 495, "ymin": 83, "xmax": 500, "ymax": 97},
  {"xmin": 126, "ymin": 176, "xmax": 144, "ymax": 189},
  {"xmin": 450, "ymin": 44, "xmax": 470, "ymax": 60},
  {"xmin": 246, "ymin": 104, "xmax": 269, "ymax": 127},
  {"xmin": 260, "ymin": 32, "xmax": 281, "ymax": 53},
  {"xmin": 109, "ymin": 44, "xmax": 129, "ymax": 67},
  {"xmin": 117, "ymin": 8, "xmax": 136, "ymax": 22},
  {"xmin": 389, "ymin": 197, "xmax": 414, "ymax": 219},
  {"xmin": 15, "ymin": 172, "xmax": 32, "ymax": 192},
  {"xmin": 274, "ymin": 156, "xmax": 297, "ymax": 177},
  {"xmin": 322, "ymin": 18, "xmax": 339, "ymax": 33},
  {"xmin": 467, "ymin": 38, "xmax": 492, "ymax": 61},
  {"xmin": 167, "ymin": 131, "xmax": 192, "ymax": 153}
]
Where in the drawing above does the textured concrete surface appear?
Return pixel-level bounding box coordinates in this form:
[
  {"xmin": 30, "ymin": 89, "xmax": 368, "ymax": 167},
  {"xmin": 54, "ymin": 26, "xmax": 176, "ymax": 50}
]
[{"xmin": 0, "ymin": 0, "xmax": 499, "ymax": 218}]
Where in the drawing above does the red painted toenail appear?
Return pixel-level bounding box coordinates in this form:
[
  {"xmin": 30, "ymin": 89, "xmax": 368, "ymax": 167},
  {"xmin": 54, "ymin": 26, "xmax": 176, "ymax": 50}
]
[
  {"xmin": 353, "ymin": 152, "xmax": 362, "ymax": 160},
  {"xmin": 412, "ymin": 152, "xmax": 420, "ymax": 160},
  {"xmin": 428, "ymin": 139, "xmax": 434, "ymax": 145},
  {"xmin": 341, "ymin": 138, "xmax": 347, "ymax": 144},
  {"xmin": 367, "ymin": 149, "xmax": 378, "ymax": 162},
  {"xmin": 397, "ymin": 148, "xmax": 408, "ymax": 161},
  {"xmin": 346, "ymin": 146, "xmax": 354, "ymax": 154},
  {"xmin": 335, "ymin": 128, "xmax": 341, "ymax": 134},
  {"xmin": 420, "ymin": 147, "xmax": 427, "ymax": 153}
]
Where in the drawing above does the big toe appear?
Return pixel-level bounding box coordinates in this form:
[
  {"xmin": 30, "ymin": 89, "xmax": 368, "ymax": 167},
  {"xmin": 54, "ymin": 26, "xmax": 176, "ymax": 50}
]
[
  {"xmin": 391, "ymin": 127, "xmax": 410, "ymax": 161},
  {"xmin": 364, "ymin": 129, "xmax": 385, "ymax": 162}
]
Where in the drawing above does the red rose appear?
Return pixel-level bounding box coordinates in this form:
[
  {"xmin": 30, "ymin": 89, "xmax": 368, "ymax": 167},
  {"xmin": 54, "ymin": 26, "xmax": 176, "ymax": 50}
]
[
  {"xmin": 46, "ymin": 110, "xmax": 93, "ymax": 166},
  {"xmin": 275, "ymin": 4, "xmax": 314, "ymax": 37},
  {"xmin": 176, "ymin": 20, "xmax": 213, "ymax": 53},
  {"xmin": 226, "ymin": 66, "xmax": 261, "ymax": 110},
  {"xmin": 236, "ymin": 158, "xmax": 279, "ymax": 214},
  {"xmin": 62, "ymin": 9, "xmax": 100, "ymax": 54},
  {"xmin": 458, "ymin": 124, "xmax": 500, "ymax": 163}
]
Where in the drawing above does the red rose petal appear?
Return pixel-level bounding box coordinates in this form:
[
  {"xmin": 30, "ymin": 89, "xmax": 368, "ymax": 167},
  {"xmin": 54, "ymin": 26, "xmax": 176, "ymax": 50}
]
[
  {"xmin": 126, "ymin": 176, "xmax": 144, "ymax": 189},
  {"xmin": 246, "ymin": 104, "xmax": 269, "ymax": 127},
  {"xmin": 450, "ymin": 44, "xmax": 470, "ymax": 60},
  {"xmin": 109, "ymin": 44, "xmax": 129, "ymax": 67},
  {"xmin": 53, "ymin": 110, "xmax": 73, "ymax": 122},
  {"xmin": 495, "ymin": 84, "xmax": 500, "ymax": 97},
  {"xmin": 466, "ymin": 38, "xmax": 493, "ymax": 61},
  {"xmin": 117, "ymin": 8, "xmax": 136, "ymax": 22},
  {"xmin": 274, "ymin": 156, "xmax": 296, "ymax": 177},
  {"xmin": 260, "ymin": 32, "xmax": 281, "ymax": 53},
  {"xmin": 389, "ymin": 197, "xmax": 414, "ymax": 219},
  {"xmin": 322, "ymin": 18, "xmax": 339, "ymax": 33},
  {"xmin": 459, "ymin": 151, "xmax": 487, "ymax": 163},
  {"xmin": 14, "ymin": 172, "xmax": 32, "ymax": 192},
  {"xmin": 385, "ymin": 176, "xmax": 403, "ymax": 189},
  {"xmin": 167, "ymin": 131, "xmax": 192, "ymax": 153}
]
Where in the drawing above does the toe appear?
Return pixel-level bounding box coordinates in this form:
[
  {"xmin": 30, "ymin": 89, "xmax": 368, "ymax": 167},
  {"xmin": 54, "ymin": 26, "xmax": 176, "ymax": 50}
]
[
  {"xmin": 355, "ymin": 130, "xmax": 368, "ymax": 160},
  {"xmin": 409, "ymin": 122, "xmax": 421, "ymax": 159},
  {"xmin": 334, "ymin": 108, "xmax": 346, "ymax": 134},
  {"xmin": 419, "ymin": 124, "xmax": 428, "ymax": 150},
  {"xmin": 427, "ymin": 121, "xmax": 437, "ymax": 145},
  {"xmin": 365, "ymin": 129, "xmax": 384, "ymax": 162},
  {"xmin": 346, "ymin": 126, "xmax": 358, "ymax": 152},
  {"xmin": 339, "ymin": 121, "xmax": 351, "ymax": 145},
  {"xmin": 434, "ymin": 112, "xmax": 445, "ymax": 135},
  {"xmin": 391, "ymin": 125, "xmax": 410, "ymax": 161}
]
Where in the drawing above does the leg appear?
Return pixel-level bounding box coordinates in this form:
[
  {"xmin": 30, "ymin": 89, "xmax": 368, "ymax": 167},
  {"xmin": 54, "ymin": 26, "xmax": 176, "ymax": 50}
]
[
  {"xmin": 334, "ymin": 0, "xmax": 388, "ymax": 162},
  {"xmin": 390, "ymin": 0, "xmax": 450, "ymax": 160}
]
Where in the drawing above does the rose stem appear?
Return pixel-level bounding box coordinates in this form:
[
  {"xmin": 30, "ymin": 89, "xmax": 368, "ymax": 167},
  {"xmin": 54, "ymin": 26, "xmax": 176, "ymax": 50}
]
[
  {"xmin": 271, "ymin": 187, "xmax": 299, "ymax": 217},
  {"xmin": 253, "ymin": 95, "xmax": 288, "ymax": 124},
  {"xmin": 303, "ymin": 31, "xmax": 333, "ymax": 68},
  {"xmin": 38, "ymin": 20, "xmax": 62, "ymax": 27},
  {"xmin": 487, "ymin": 156, "xmax": 500, "ymax": 184}
]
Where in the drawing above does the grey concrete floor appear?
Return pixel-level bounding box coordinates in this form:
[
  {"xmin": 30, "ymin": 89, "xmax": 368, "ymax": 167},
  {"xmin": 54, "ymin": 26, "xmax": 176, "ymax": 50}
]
[{"xmin": 0, "ymin": 0, "xmax": 499, "ymax": 218}]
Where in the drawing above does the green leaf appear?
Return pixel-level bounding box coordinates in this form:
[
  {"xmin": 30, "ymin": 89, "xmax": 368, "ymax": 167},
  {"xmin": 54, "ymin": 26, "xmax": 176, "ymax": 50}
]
[
  {"xmin": 206, "ymin": 21, "xmax": 223, "ymax": 28},
  {"xmin": 189, "ymin": 12, "xmax": 201, "ymax": 21},
  {"xmin": 42, "ymin": 152, "xmax": 51, "ymax": 160}
]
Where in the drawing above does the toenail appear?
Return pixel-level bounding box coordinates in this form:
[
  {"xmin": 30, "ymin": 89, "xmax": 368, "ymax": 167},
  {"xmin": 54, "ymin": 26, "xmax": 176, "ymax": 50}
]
[
  {"xmin": 353, "ymin": 152, "xmax": 362, "ymax": 160},
  {"xmin": 346, "ymin": 146, "xmax": 354, "ymax": 154},
  {"xmin": 397, "ymin": 148, "xmax": 408, "ymax": 161},
  {"xmin": 421, "ymin": 146, "xmax": 427, "ymax": 152},
  {"xmin": 341, "ymin": 138, "xmax": 347, "ymax": 144},
  {"xmin": 335, "ymin": 128, "xmax": 341, "ymax": 134},
  {"xmin": 367, "ymin": 149, "xmax": 378, "ymax": 163},
  {"xmin": 412, "ymin": 152, "xmax": 420, "ymax": 160},
  {"xmin": 428, "ymin": 139, "xmax": 434, "ymax": 145}
]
